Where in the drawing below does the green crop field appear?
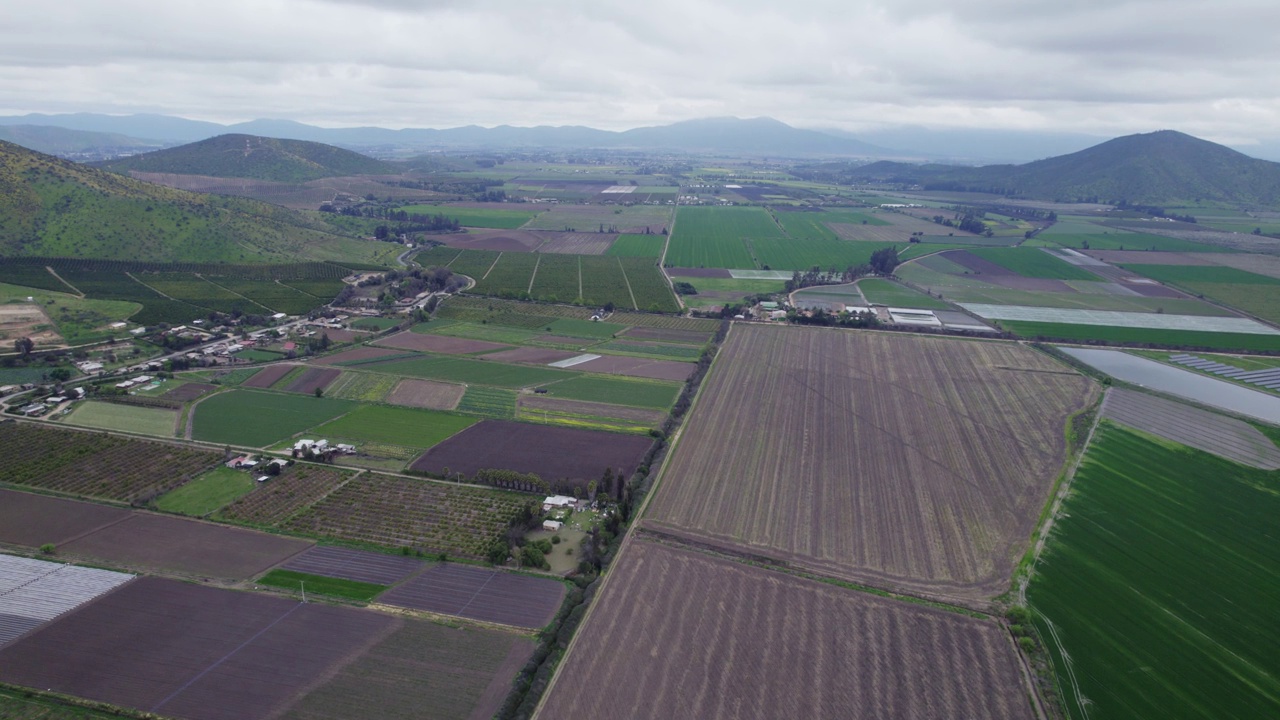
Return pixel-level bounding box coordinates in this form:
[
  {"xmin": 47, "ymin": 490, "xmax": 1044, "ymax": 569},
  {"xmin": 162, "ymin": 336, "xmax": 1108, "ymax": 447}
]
[
  {"xmin": 419, "ymin": 320, "xmax": 538, "ymax": 345},
  {"xmin": 324, "ymin": 371, "xmax": 397, "ymax": 402},
  {"xmin": 619, "ymin": 256, "xmax": 681, "ymax": 312},
  {"xmin": 1000, "ymin": 321, "xmax": 1280, "ymax": 352},
  {"xmin": 310, "ymin": 404, "xmax": 477, "ymax": 448},
  {"xmin": 775, "ymin": 210, "xmax": 887, "ymax": 242},
  {"xmin": 857, "ymin": 278, "xmax": 953, "ymax": 309},
  {"xmin": 472, "ymin": 251, "xmax": 540, "ymax": 296},
  {"xmin": 594, "ymin": 340, "xmax": 702, "ymax": 359},
  {"xmin": 1028, "ymin": 423, "xmax": 1280, "ymax": 720},
  {"xmin": 64, "ymin": 401, "xmax": 177, "ymax": 437},
  {"xmin": 967, "ymin": 247, "xmax": 1100, "ymax": 280},
  {"xmin": 546, "ymin": 317, "xmax": 626, "ymax": 338},
  {"xmin": 461, "ymin": 251, "xmax": 678, "ymax": 311},
  {"xmin": 1042, "ymin": 230, "xmax": 1223, "ymax": 253},
  {"xmin": 256, "ymin": 569, "xmax": 388, "ymax": 602},
  {"xmin": 606, "ymin": 234, "xmax": 666, "ymax": 257},
  {"xmin": 1121, "ymin": 265, "xmax": 1280, "ymax": 324},
  {"xmin": 370, "ymin": 354, "xmax": 573, "ymax": 388},
  {"xmin": 456, "ymin": 386, "xmax": 518, "ymax": 418},
  {"xmin": 443, "ymin": 248, "xmax": 501, "ymax": 279},
  {"xmin": 666, "ymin": 206, "xmax": 780, "ymax": 268},
  {"xmin": 191, "ymin": 389, "xmax": 356, "ymax": 446},
  {"xmin": 398, "ymin": 205, "xmax": 541, "ymax": 229},
  {"xmin": 0, "ymin": 282, "xmax": 140, "ymax": 346},
  {"xmin": 749, "ymin": 237, "xmax": 889, "ymax": 271},
  {"xmin": 155, "ymin": 466, "xmax": 257, "ymax": 516},
  {"xmin": 543, "ymin": 375, "xmax": 680, "ymax": 409}
]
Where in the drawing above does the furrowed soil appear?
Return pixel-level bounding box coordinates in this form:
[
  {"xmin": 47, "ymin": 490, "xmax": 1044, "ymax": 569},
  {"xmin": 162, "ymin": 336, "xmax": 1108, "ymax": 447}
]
[
  {"xmin": 644, "ymin": 324, "xmax": 1096, "ymax": 602},
  {"xmin": 535, "ymin": 538, "xmax": 1034, "ymax": 720}
]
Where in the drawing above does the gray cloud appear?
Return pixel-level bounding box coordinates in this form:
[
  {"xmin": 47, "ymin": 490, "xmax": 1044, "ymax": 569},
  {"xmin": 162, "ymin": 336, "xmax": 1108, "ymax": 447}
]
[{"xmin": 0, "ymin": 0, "xmax": 1276, "ymax": 143}]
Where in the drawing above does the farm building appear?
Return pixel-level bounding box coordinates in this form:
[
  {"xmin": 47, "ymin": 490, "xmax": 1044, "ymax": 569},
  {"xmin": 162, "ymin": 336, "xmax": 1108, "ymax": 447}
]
[
  {"xmin": 887, "ymin": 308, "xmax": 944, "ymax": 327},
  {"xmin": 543, "ymin": 520, "xmax": 563, "ymax": 531},
  {"xmin": 543, "ymin": 495, "xmax": 576, "ymax": 512}
]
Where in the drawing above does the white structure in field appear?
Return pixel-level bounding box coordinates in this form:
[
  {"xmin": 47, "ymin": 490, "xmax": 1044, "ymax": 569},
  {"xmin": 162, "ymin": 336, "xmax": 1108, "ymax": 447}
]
[
  {"xmin": 543, "ymin": 520, "xmax": 563, "ymax": 531},
  {"xmin": 542, "ymin": 495, "xmax": 576, "ymax": 512}
]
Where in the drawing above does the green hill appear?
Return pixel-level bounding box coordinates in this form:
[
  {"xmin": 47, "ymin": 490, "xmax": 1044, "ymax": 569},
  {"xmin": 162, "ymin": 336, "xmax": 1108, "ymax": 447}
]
[
  {"xmin": 834, "ymin": 131, "xmax": 1280, "ymax": 206},
  {"xmin": 0, "ymin": 139, "xmax": 397, "ymax": 264},
  {"xmin": 97, "ymin": 133, "xmax": 398, "ymax": 182}
]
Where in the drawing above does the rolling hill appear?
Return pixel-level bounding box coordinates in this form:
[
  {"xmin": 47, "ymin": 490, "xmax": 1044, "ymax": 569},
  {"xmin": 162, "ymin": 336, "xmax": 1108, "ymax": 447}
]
[
  {"xmin": 0, "ymin": 139, "xmax": 394, "ymax": 264},
  {"xmin": 97, "ymin": 134, "xmax": 398, "ymax": 182},
  {"xmin": 829, "ymin": 131, "xmax": 1280, "ymax": 206},
  {"xmin": 0, "ymin": 125, "xmax": 165, "ymax": 156}
]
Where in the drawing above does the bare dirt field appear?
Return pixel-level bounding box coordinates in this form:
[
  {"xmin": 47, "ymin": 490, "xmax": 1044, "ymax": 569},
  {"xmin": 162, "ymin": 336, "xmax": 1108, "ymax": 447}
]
[
  {"xmin": 0, "ymin": 489, "xmax": 130, "ymax": 547},
  {"xmin": 313, "ymin": 346, "xmax": 404, "ymax": 365},
  {"xmin": 280, "ymin": 545, "xmax": 425, "ymax": 585},
  {"xmin": 643, "ymin": 324, "xmax": 1097, "ymax": 602},
  {"xmin": 378, "ymin": 563, "xmax": 565, "ymax": 628},
  {"xmin": 280, "ymin": 615, "xmax": 535, "ymax": 720},
  {"xmin": 386, "ymin": 378, "xmax": 465, "ymax": 410},
  {"xmin": 0, "ymin": 303, "xmax": 62, "ymax": 347},
  {"xmin": 282, "ymin": 367, "xmax": 341, "ymax": 394},
  {"xmin": 535, "ymin": 538, "xmax": 1034, "ymax": 720},
  {"xmin": 0, "ymin": 577, "xmax": 397, "ymax": 720},
  {"xmin": 315, "ymin": 328, "xmax": 363, "ymax": 344},
  {"xmin": 242, "ymin": 363, "xmax": 299, "ymax": 388},
  {"xmin": 481, "ymin": 347, "xmax": 581, "ymax": 365},
  {"xmin": 573, "ymin": 354, "xmax": 695, "ymax": 382},
  {"xmin": 375, "ymin": 331, "xmax": 511, "ymax": 355},
  {"xmin": 60, "ymin": 513, "xmax": 312, "ymax": 580},
  {"xmin": 942, "ymin": 251, "xmax": 1079, "ymax": 292},
  {"xmin": 162, "ymin": 382, "xmax": 219, "ymax": 401},
  {"xmin": 535, "ymin": 232, "xmax": 616, "ymax": 255},
  {"xmin": 410, "ymin": 420, "xmax": 653, "ymax": 489}
]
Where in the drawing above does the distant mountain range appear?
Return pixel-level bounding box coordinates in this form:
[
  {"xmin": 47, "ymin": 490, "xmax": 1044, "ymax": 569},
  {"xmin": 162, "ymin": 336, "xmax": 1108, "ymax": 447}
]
[
  {"xmin": 0, "ymin": 140, "xmax": 377, "ymax": 263},
  {"xmin": 96, "ymin": 134, "xmax": 398, "ymax": 182},
  {"xmin": 818, "ymin": 131, "xmax": 1280, "ymax": 206},
  {"xmin": 0, "ymin": 124, "xmax": 168, "ymax": 156}
]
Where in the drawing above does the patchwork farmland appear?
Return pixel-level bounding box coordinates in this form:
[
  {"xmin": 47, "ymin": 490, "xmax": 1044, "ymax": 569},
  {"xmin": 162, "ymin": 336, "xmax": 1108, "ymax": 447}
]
[
  {"xmin": 536, "ymin": 538, "xmax": 1035, "ymax": 719},
  {"xmin": 644, "ymin": 324, "xmax": 1096, "ymax": 601}
]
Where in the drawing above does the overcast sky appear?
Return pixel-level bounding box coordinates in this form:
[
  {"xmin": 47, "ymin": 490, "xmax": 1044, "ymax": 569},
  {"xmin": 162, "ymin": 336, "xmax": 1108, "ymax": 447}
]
[{"xmin": 3, "ymin": 0, "xmax": 1278, "ymax": 144}]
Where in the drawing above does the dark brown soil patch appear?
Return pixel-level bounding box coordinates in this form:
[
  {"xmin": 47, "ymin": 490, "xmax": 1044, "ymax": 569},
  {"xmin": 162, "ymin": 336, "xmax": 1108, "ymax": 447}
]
[
  {"xmin": 619, "ymin": 327, "xmax": 712, "ymax": 344},
  {"xmin": 281, "ymin": 545, "xmax": 425, "ymax": 585},
  {"xmin": 283, "ymin": 367, "xmax": 341, "ymax": 394},
  {"xmin": 0, "ymin": 577, "xmax": 396, "ymax": 720},
  {"xmin": 242, "ymin": 364, "xmax": 299, "ymax": 388},
  {"xmin": 378, "ymin": 563, "xmax": 565, "ymax": 628},
  {"xmin": 162, "ymin": 383, "xmax": 219, "ymax": 401},
  {"xmin": 375, "ymin": 331, "xmax": 511, "ymax": 355},
  {"xmin": 666, "ymin": 267, "xmax": 733, "ymax": 278},
  {"xmin": 942, "ymin": 250, "xmax": 1017, "ymax": 276},
  {"xmin": 482, "ymin": 347, "xmax": 582, "ymax": 365},
  {"xmin": 313, "ymin": 347, "xmax": 403, "ymax": 366},
  {"xmin": 0, "ymin": 489, "xmax": 130, "ymax": 547},
  {"xmin": 409, "ymin": 420, "xmax": 653, "ymax": 490},
  {"xmin": 60, "ymin": 513, "xmax": 312, "ymax": 580}
]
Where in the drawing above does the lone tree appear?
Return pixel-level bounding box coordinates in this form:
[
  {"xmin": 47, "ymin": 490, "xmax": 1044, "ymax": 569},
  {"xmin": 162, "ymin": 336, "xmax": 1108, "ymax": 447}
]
[
  {"xmin": 869, "ymin": 247, "xmax": 900, "ymax": 276},
  {"xmin": 14, "ymin": 336, "xmax": 34, "ymax": 358}
]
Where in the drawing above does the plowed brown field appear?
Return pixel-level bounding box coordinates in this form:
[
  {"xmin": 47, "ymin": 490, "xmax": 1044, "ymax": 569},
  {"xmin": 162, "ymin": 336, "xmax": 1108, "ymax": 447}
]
[
  {"xmin": 644, "ymin": 324, "xmax": 1096, "ymax": 601},
  {"xmin": 535, "ymin": 538, "xmax": 1034, "ymax": 720}
]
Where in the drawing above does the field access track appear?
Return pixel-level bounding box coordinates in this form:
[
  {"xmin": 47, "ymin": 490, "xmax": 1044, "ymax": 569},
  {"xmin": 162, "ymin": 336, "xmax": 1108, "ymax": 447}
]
[
  {"xmin": 536, "ymin": 538, "xmax": 1034, "ymax": 720},
  {"xmin": 378, "ymin": 563, "xmax": 565, "ymax": 629},
  {"xmin": 1102, "ymin": 388, "xmax": 1280, "ymax": 469},
  {"xmin": 279, "ymin": 546, "xmax": 425, "ymax": 586},
  {"xmin": 0, "ymin": 577, "xmax": 397, "ymax": 720},
  {"xmin": 0, "ymin": 554, "xmax": 133, "ymax": 647},
  {"xmin": 645, "ymin": 324, "xmax": 1097, "ymax": 601}
]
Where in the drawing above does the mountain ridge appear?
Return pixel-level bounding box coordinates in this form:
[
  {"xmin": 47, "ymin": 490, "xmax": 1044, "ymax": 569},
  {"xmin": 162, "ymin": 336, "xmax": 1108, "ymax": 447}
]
[{"xmin": 96, "ymin": 134, "xmax": 399, "ymax": 182}]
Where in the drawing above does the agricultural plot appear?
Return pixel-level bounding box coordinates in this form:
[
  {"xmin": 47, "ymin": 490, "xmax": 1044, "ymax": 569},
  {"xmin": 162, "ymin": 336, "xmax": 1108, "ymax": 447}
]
[
  {"xmin": 241, "ymin": 363, "xmax": 298, "ymax": 388},
  {"xmin": 255, "ymin": 569, "xmax": 387, "ymax": 601},
  {"xmin": 386, "ymin": 378, "xmax": 465, "ymax": 410},
  {"xmin": 537, "ymin": 538, "xmax": 1034, "ymax": 720},
  {"xmin": 280, "ymin": 545, "xmax": 424, "ymax": 586},
  {"xmin": 645, "ymin": 324, "xmax": 1096, "ymax": 601},
  {"xmin": 666, "ymin": 206, "xmax": 779, "ymax": 268},
  {"xmin": 536, "ymin": 232, "xmax": 615, "ymax": 255},
  {"xmin": 281, "ymin": 367, "xmax": 341, "ymax": 394},
  {"xmin": 282, "ymin": 473, "xmax": 531, "ymax": 559},
  {"xmin": 0, "ymin": 489, "xmax": 130, "ymax": 547},
  {"xmin": 368, "ymin": 354, "xmax": 573, "ymax": 388},
  {"xmin": 605, "ymin": 233, "xmax": 666, "ymax": 257},
  {"xmin": 409, "ymin": 420, "xmax": 653, "ymax": 491},
  {"xmin": 63, "ymin": 400, "xmax": 177, "ymax": 437},
  {"xmin": 155, "ymin": 466, "xmax": 257, "ymax": 516},
  {"xmin": 279, "ymin": 615, "xmax": 534, "ymax": 720},
  {"xmin": 541, "ymin": 375, "xmax": 680, "ymax": 409},
  {"xmin": 1027, "ymin": 423, "xmax": 1280, "ymax": 720},
  {"xmin": 311, "ymin": 346, "xmax": 405, "ymax": 366},
  {"xmin": 517, "ymin": 395, "xmax": 667, "ymax": 434},
  {"xmin": 59, "ymin": 512, "xmax": 311, "ymax": 579},
  {"xmin": 523, "ymin": 204, "xmax": 673, "ymax": 233},
  {"xmin": 217, "ymin": 464, "xmax": 351, "ymax": 526},
  {"xmin": 1101, "ymin": 388, "xmax": 1280, "ymax": 469},
  {"xmin": 322, "ymin": 371, "xmax": 396, "ymax": 402},
  {"xmin": 593, "ymin": 339, "xmax": 702, "ymax": 360},
  {"xmin": 966, "ymin": 248, "xmax": 1102, "ymax": 281},
  {"xmin": 456, "ymin": 386, "xmax": 518, "ymax": 418},
  {"xmin": 0, "ymin": 577, "xmax": 395, "ymax": 720},
  {"xmin": 137, "ymin": 273, "xmax": 264, "ymax": 315},
  {"xmin": 375, "ymin": 331, "xmax": 511, "ymax": 355},
  {"xmin": 190, "ymin": 390, "xmax": 356, "ymax": 447},
  {"xmin": 570, "ymin": 354, "xmax": 695, "ymax": 382},
  {"xmin": 399, "ymin": 205, "xmax": 540, "ymax": 229},
  {"xmin": 0, "ymin": 555, "xmax": 134, "ymax": 647},
  {"xmin": 162, "ymin": 382, "xmax": 218, "ymax": 401},
  {"xmin": 618, "ymin": 326, "xmax": 711, "ymax": 344},
  {"xmin": 1121, "ymin": 263, "xmax": 1280, "ymax": 325},
  {"xmin": 472, "ymin": 251, "xmax": 539, "ymax": 296},
  {"xmin": 309, "ymin": 404, "xmax": 476, "ymax": 450},
  {"xmin": 378, "ymin": 563, "xmax": 565, "ymax": 628},
  {"xmin": 0, "ymin": 422, "xmax": 218, "ymax": 504}
]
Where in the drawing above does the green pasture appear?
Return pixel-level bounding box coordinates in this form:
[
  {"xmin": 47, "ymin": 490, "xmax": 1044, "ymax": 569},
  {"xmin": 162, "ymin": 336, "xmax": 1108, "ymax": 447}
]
[
  {"xmin": 857, "ymin": 278, "xmax": 952, "ymax": 309},
  {"xmin": 191, "ymin": 389, "xmax": 356, "ymax": 447},
  {"xmin": 456, "ymin": 386, "xmax": 518, "ymax": 418},
  {"xmin": 1028, "ymin": 423, "xmax": 1280, "ymax": 720},
  {"xmin": 666, "ymin": 206, "xmax": 780, "ymax": 268},
  {"xmin": 370, "ymin": 354, "xmax": 573, "ymax": 388},
  {"xmin": 967, "ymin": 247, "xmax": 1099, "ymax": 281},
  {"xmin": 398, "ymin": 205, "xmax": 541, "ymax": 229},
  {"xmin": 1000, "ymin": 321, "xmax": 1280, "ymax": 352},
  {"xmin": 156, "ymin": 466, "xmax": 257, "ymax": 516},
  {"xmin": 542, "ymin": 375, "xmax": 680, "ymax": 409},
  {"xmin": 64, "ymin": 401, "xmax": 177, "ymax": 437},
  {"xmin": 606, "ymin": 234, "xmax": 667, "ymax": 257},
  {"xmin": 257, "ymin": 569, "xmax": 388, "ymax": 602}
]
